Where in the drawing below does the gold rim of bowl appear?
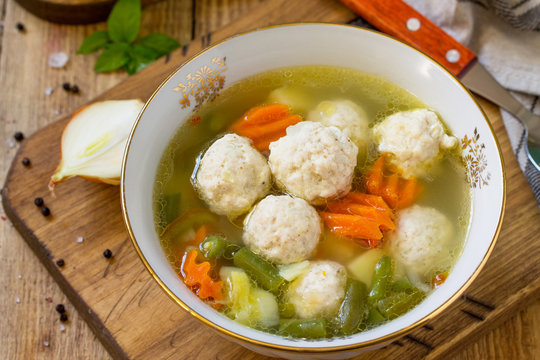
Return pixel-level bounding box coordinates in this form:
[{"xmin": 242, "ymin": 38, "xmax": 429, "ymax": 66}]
[{"xmin": 121, "ymin": 22, "xmax": 507, "ymax": 354}]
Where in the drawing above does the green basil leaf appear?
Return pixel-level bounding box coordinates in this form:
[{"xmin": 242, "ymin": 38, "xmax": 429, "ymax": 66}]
[
  {"xmin": 94, "ymin": 43, "xmax": 131, "ymax": 72},
  {"xmin": 107, "ymin": 0, "xmax": 141, "ymax": 43},
  {"xmin": 124, "ymin": 58, "xmax": 140, "ymax": 75},
  {"xmin": 138, "ymin": 33, "xmax": 181, "ymax": 56},
  {"xmin": 130, "ymin": 44, "xmax": 160, "ymax": 62},
  {"xmin": 77, "ymin": 31, "xmax": 110, "ymax": 54}
]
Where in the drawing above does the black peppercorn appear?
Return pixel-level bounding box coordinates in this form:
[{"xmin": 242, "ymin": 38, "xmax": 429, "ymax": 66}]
[
  {"xmin": 14, "ymin": 132, "xmax": 24, "ymax": 141},
  {"xmin": 70, "ymin": 85, "xmax": 80, "ymax": 94},
  {"xmin": 103, "ymin": 249, "xmax": 112, "ymax": 259},
  {"xmin": 55, "ymin": 304, "xmax": 65, "ymax": 313},
  {"xmin": 16, "ymin": 22, "xmax": 25, "ymax": 32},
  {"xmin": 34, "ymin": 197, "xmax": 44, "ymax": 206},
  {"xmin": 41, "ymin": 206, "xmax": 51, "ymax": 217},
  {"xmin": 56, "ymin": 259, "xmax": 65, "ymax": 267},
  {"xmin": 60, "ymin": 313, "xmax": 68, "ymax": 322},
  {"xmin": 62, "ymin": 82, "xmax": 71, "ymax": 91},
  {"xmin": 21, "ymin": 157, "xmax": 31, "ymax": 166}
]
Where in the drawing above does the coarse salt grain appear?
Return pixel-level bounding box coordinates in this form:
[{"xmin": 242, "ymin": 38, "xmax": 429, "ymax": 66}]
[
  {"xmin": 17, "ymin": 274, "xmax": 22, "ymax": 279},
  {"xmin": 7, "ymin": 137, "xmax": 15, "ymax": 148},
  {"xmin": 53, "ymin": 109, "xmax": 61, "ymax": 115},
  {"xmin": 44, "ymin": 87, "xmax": 54, "ymax": 96},
  {"xmin": 48, "ymin": 52, "xmax": 68, "ymax": 68},
  {"xmin": 15, "ymin": 297, "xmax": 20, "ymax": 303},
  {"xmin": 59, "ymin": 324, "xmax": 65, "ymax": 332},
  {"xmin": 43, "ymin": 341, "xmax": 49, "ymax": 347},
  {"xmin": 76, "ymin": 236, "xmax": 83, "ymax": 243}
]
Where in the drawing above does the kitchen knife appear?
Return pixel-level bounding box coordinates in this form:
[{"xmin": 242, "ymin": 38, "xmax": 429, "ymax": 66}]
[{"xmin": 340, "ymin": 0, "xmax": 540, "ymax": 168}]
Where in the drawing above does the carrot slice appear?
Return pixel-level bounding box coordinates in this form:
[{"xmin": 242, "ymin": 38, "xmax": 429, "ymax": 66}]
[
  {"xmin": 432, "ymin": 272, "xmax": 449, "ymax": 289},
  {"xmin": 320, "ymin": 212, "xmax": 383, "ymax": 243},
  {"xmin": 327, "ymin": 202, "xmax": 395, "ymax": 230},
  {"xmin": 382, "ymin": 174, "xmax": 400, "ymax": 209},
  {"xmin": 242, "ymin": 104, "xmax": 290, "ymax": 125},
  {"xmin": 397, "ymin": 178, "xmax": 422, "ymax": 209},
  {"xmin": 365, "ymin": 156, "xmax": 385, "ymax": 194},
  {"xmin": 229, "ymin": 104, "xmax": 302, "ymax": 151},
  {"xmin": 182, "ymin": 250, "xmax": 222, "ymax": 301},
  {"xmin": 365, "ymin": 156, "xmax": 422, "ymax": 209},
  {"xmin": 344, "ymin": 192, "xmax": 394, "ymax": 219}
]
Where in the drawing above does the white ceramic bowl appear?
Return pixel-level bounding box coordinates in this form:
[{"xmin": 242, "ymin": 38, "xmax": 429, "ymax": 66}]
[{"xmin": 121, "ymin": 24, "xmax": 505, "ymax": 359}]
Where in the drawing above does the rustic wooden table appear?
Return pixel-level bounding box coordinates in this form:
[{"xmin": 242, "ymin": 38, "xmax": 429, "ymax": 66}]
[{"xmin": 0, "ymin": 0, "xmax": 539, "ymax": 359}]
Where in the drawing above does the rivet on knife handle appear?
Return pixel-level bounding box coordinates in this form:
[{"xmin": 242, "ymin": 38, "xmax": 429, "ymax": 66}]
[{"xmin": 340, "ymin": 0, "xmax": 477, "ymax": 77}]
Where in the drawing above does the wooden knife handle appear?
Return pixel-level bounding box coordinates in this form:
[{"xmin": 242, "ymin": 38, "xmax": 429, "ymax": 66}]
[{"xmin": 340, "ymin": 0, "xmax": 476, "ymax": 76}]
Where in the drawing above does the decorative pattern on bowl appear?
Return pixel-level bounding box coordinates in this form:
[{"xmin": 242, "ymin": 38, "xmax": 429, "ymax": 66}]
[
  {"xmin": 174, "ymin": 56, "xmax": 227, "ymax": 109},
  {"xmin": 461, "ymin": 127, "xmax": 491, "ymax": 188}
]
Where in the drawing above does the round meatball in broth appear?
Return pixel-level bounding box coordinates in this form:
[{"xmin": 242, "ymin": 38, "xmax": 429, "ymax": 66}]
[
  {"xmin": 269, "ymin": 121, "xmax": 358, "ymax": 204},
  {"xmin": 194, "ymin": 134, "xmax": 271, "ymax": 217},
  {"xmin": 243, "ymin": 195, "xmax": 322, "ymax": 265},
  {"xmin": 287, "ymin": 260, "xmax": 347, "ymax": 319}
]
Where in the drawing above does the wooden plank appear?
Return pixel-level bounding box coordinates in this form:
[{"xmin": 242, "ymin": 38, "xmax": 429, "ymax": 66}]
[{"xmin": 2, "ymin": 0, "xmax": 540, "ymax": 359}]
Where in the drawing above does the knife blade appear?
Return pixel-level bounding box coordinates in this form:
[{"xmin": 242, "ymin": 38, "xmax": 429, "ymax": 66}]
[{"xmin": 340, "ymin": 0, "xmax": 540, "ymax": 166}]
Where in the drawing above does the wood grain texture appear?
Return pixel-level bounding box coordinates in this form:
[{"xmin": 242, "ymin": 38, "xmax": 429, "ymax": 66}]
[
  {"xmin": 0, "ymin": 0, "xmax": 539, "ymax": 359},
  {"xmin": 14, "ymin": 0, "xmax": 162, "ymax": 24}
]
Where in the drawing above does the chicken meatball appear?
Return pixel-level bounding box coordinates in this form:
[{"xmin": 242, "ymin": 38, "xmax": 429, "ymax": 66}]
[
  {"xmin": 388, "ymin": 205, "xmax": 455, "ymax": 277},
  {"xmin": 373, "ymin": 109, "xmax": 458, "ymax": 178},
  {"xmin": 243, "ymin": 195, "xmax": 321, "ymax": 264},
  {"xmin": 194, "ymin": 134, "xmax": 271, "ymax": 217},
  {"xmin": 287, "ymin": 260, "xmax": 347, "ymax": 319},
  {"xmin": 307, "ymin": 99, "xmax": 370, "ymax": 148},
  {"xmin": 268, "ymin": 121, "xmax": 358, "ymax": 204}
]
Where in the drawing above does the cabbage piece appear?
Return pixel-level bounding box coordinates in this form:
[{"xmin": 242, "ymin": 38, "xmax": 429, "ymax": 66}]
[
  {"xmin": 220, "ymin": 266, "xmax": 279, "ymax": 328},
  {"xmin": 277, "ymin": 261, "xmax": 310, "ymax": 282}
]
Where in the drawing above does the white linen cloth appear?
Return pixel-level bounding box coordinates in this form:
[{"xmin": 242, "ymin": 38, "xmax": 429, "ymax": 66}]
[{"xmin": 404, "ymin": 0, "xmax": 540, "ymax": 202}]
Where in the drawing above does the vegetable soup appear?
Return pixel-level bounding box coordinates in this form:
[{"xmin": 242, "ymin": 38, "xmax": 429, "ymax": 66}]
[{"xmin": 153, "ymin": 65, "xmax": 471, "ymax": 339}]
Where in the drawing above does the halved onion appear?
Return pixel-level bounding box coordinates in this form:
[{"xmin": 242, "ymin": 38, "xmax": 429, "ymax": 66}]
[{"xmin": 49, "ymin": 99, "xmax": 144, "ymax": 189}]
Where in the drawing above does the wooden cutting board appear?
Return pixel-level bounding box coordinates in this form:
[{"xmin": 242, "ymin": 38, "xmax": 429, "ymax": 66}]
[
  {"xmin": 14, "ymin": 0, "xmax": 162, "ymax": 24},
  {"xmin": 3, "ymin": 0, "xmax": 540, "ymax": 359}
]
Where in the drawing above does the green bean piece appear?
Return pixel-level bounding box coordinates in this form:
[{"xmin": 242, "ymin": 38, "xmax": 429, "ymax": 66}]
[
  {"xmin": 162, "ymin": 193, "xmax": 181, "ymax": 226},
  {"xmin": 200, "ymin": 235, "xmax": 240, "ymax": 259},
  {"xmin": 377, "ymin": 290, "xmax": 425, "ymax": 319},
  {"xmin": 279, "ymin": 319, "xmax": 327, "ymax": 339},
  {"xmin": 233, "ymin": 247, "xmax": 285, "ymax": 293},
  {"xmin": 391, "ymin": 277, "xmax": 414, "ymax": 293},
  {"xmin": 278, "ymin": 303, "xmax": 296, "ymax": 318},
  {"xmin": 366, "ymin": 308, "xmax": 386, "ymax": 325},
  {"xmin": 368, "ymin": 256, "xmax": 393, "ymax": 304},
  {"xmin": 336, "ymin": 278, "xmax": 368, "ymax": 335}
]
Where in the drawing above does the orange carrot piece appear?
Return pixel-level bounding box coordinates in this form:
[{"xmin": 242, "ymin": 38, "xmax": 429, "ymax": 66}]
[
  {"xmin": 396, "ymin": 178, "xmax": 422, "ymax": 209},
  {"xmin": 432, "ymin": 271, "xmax": 449, "ymax": 289},
  {"xmin": 193, "ymin": 225, "xmax": 207, "ymax": 246},
  {"xmin": 229, "ymin": 104, "xmax": 302, "ymax": 151},
  {"xmin": 235, "ymin": 114, "xmax": 301, "ymax": 138},
  {"xmin": 243, "ymin": 103, "xmax": 290, "ymax": 125},
  {"xmin": 320, "ymin": 212, "xmax": 382, "ymax": 243},
  {"xmin": 365, "ymin": 156, "xmax": 385, "ymax": 195},
  {"xmin": 382, "ymin": 174, "xmax": 400, "ymax": 209},
  {"xmin": 184, "ymin": 225, "xmax": 209, "ymax": 248},
  {"xmin": 182, "ymin": 250, "xmax": 222, "ymax": 301},
  {"xmin": 327, "ymin": 202, "xmax": 395, "ymax": 230},
  {"xmin": 365, "ymin": 156, "xmax": 422, "ymax": 209},
  {"xmin": 340, "ymin": 192, "xmax": 394, "ymax": 219},
  {"xmin": 230, "ymin": 104, "xmax": 290, "ymax": 133}
]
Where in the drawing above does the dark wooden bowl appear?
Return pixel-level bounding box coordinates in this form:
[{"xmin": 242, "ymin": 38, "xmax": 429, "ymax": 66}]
[{"xmin": 15, "ymin": 0, "xmax": 162, "ymax": 25}]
